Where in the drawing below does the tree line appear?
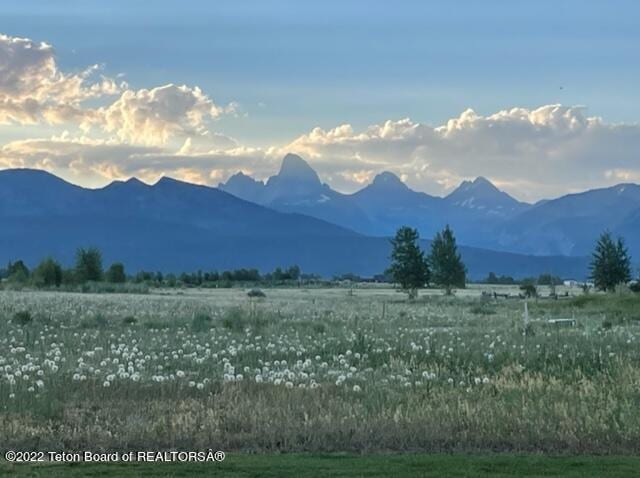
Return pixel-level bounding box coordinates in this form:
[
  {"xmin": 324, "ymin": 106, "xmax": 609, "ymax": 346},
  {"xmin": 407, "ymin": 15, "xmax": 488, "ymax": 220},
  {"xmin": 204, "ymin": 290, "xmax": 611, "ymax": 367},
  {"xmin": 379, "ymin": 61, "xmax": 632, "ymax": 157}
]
[
  {"xmin": 0, "ymin": 229, "xmax": 634, "ymax": 294},
  {"xmin": 478, "ymin": 272, "xmax": 562, "ymax": 286},
  {"xmin": 0, "ymin": 247, "xmax": 307, "ymax": 289},
  {"xmin": 2, "ymin": 248, "xmax": 113, "ymax": 287}
]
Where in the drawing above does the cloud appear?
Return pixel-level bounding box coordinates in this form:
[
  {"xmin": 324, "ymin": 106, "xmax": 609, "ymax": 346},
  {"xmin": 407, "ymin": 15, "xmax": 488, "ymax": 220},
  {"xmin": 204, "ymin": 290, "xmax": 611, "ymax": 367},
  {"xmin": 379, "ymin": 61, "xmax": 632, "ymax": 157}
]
[
  {"xmin": 0, "ymin": 33, "xmax": 122, "ymax": 125},
  {"xmin": 0, "ymin": 135, "xmax": 276, "ymax": 187},
  {"xmin": 3, "ymin": 104, "xmax": 640, "ymax": 202},
  {"xmin": 0, "ymin": 33, "xmax": 237, "ymax": 151},
  {"xmin": 2, "ymin": 33, "xmax": 640, "ymax": 201},
  {"xmin": 282, "ymin": 105, "xmax": 640, "ymax": 200},
  {"xmin": 90, "ymin": 84, "xmax": 237, "ymax": 146}
]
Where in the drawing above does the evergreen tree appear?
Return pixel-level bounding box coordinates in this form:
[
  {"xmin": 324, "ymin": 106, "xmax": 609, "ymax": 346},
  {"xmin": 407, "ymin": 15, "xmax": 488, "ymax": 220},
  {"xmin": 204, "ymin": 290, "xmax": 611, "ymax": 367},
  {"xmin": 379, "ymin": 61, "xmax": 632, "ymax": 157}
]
[
  {"xmin": 6, "ymin": 260, "xmax": 29, "ymax": 283},
  {"xmin": 428, "ymin": 225, "xmax": 466, "ymax": 295},
  {"xmin": 75, "ymin": 247, "xmax": 103, "ymax": 283},
  {"xmin": 387, "ymin": 226, "xmax": 430, "ymax": 299},
  {"xmin": 590, "ymin": 231, "xmax": 631, "ymax": 292}
]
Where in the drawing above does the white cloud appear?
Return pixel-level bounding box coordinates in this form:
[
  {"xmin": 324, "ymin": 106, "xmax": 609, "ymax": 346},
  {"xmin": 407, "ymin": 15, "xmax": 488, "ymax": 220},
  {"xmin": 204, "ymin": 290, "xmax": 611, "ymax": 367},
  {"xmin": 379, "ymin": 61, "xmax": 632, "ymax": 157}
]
[
  {"xmin": 2, "ymin": 33, "xmax": 640, "ymax": 201},
  {"xmin": 282, "ymin": 105, "xmax": 640, "ymax": 200},
  {"xmin": 0, "ymin": 33, "xmax": 122, "ymax": 125},
  {"xmin": 0, "ymin": 135, "xmax": 276, "ymax": 188},
  {"xmin": 3, "ymin": 104, "xmax": 640, "ymax": 202},
  {"xmin": 91, "ymin": 84, "xmax": 236, "ymax": 146},
  {"xmin": 0, "ymin": 33, "xmax": 237, "ymax": 151}
]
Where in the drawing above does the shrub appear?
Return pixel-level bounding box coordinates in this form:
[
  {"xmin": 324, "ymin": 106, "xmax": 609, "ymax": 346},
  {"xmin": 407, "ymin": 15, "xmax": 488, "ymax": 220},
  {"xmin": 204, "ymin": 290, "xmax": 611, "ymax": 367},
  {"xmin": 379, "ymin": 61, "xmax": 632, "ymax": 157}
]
[
  {"xmin": 520, "ymin": 282, "xmax": 538, "ymax": 298},
  {"xmin": 247, "ymin": 288, "xmax": 266, "ymax": 298},
  {"xmin": 13, "ymin": 310, "xmax": 33, "ymax": 326}
]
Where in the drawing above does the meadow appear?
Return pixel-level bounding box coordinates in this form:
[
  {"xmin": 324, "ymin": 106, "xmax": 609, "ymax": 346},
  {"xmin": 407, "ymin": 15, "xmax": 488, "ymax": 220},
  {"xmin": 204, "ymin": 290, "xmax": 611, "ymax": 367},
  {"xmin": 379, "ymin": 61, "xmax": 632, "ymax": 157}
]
[{"xmin": 1, "ymin": 285, "xmax": 640, "ymax": 455}]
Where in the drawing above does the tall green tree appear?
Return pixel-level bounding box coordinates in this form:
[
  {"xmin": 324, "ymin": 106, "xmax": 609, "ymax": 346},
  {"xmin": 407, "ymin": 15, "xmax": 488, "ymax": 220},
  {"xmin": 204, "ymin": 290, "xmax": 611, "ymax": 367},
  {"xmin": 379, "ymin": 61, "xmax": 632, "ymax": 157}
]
[
  {"xmin": 105, "ymin": 262, "xmax": 126, "ymax": 283},
  {"xmin": 590, "ymin": 231, "xmax": 631, "ymax": 292},
  {"xmin": 75, "ymin": 247, "xmax": 103, "ymax": 283},
  {"xmin": 387, "ymin": 226, "xmax": 430, "ymax": 299},
  {"xmin": 32, "ymin": 257, "xmax": 63, "ymax": 287},
  {"xmin": 428, "ymin": 225, "xmax": 466, "ymax": 295}
]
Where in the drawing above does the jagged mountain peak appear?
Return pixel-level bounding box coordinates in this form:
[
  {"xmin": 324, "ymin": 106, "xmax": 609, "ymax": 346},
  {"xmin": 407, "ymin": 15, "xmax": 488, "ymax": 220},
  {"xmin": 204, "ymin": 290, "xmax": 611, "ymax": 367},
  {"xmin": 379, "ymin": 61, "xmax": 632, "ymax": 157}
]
[
  {"xmin": 471, "ymin": 176, "xmax": 494, "ymax": 187},
  {"xmin": 229, "ymin": 171, "xmax": 250, "ymax": 179},
  {"xmin": 274, "ymin": 153, "xmax": 321, "ymax": 184},
  {"xmin": 224, "ymin": 171, "xmax": 264, "ymax": 186},
  {"xmin": 446, "ymin": 176, "xmax": 527, "ymax": 216},
  {"xmin": 370, "ymin": 171, "xmax": 409, "ymax": 190},
  {"xmin": 454, "ymin": 176, "xmax": 499, "ymax": 193},
  {"xmin": 218, "ymin": 171, "xmax": 266, "ymax": 203}
]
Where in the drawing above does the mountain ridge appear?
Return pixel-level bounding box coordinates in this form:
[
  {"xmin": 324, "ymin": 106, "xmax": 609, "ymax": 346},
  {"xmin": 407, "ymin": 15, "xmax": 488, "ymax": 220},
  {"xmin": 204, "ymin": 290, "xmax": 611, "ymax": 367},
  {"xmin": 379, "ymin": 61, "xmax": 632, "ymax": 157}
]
[
  {"xmin": 0, "ymin": 167, "xmax": 590, "ymax": 279},
  {"xmin": 217, "ymin": 154, "xmax": 640, "ymax": 259}
]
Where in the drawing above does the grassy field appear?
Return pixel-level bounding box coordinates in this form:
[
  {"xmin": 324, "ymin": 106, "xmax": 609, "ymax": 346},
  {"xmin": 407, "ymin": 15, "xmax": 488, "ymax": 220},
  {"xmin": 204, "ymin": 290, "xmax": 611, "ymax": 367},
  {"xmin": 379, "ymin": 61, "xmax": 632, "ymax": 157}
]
[
  {"xmin": 3, "ymin": 453, "xmax": 640, "ymax": 477},
  {"xmin": 1, "ymin": 285, "xmax": 640, "ymax": 456}
]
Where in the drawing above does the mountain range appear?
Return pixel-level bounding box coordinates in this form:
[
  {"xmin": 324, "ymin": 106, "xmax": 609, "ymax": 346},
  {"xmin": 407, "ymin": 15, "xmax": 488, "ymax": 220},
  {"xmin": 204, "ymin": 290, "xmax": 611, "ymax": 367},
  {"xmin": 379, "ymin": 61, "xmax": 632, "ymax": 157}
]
[
  {"xmin": 0, "ymin": 166, "xmax": 589, "ymax": 280},
  {"xmin": 221, "ymin": 154, "xmax": 640, "ymax": 260}
]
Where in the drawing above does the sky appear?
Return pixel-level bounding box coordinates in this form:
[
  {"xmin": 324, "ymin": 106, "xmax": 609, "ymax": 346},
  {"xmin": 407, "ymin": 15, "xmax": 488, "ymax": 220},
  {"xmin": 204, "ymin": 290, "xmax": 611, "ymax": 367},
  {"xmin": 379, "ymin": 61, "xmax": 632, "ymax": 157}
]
[{"xmin": 0, "ymin": 0, "xmax": 639, "ymax": 202}]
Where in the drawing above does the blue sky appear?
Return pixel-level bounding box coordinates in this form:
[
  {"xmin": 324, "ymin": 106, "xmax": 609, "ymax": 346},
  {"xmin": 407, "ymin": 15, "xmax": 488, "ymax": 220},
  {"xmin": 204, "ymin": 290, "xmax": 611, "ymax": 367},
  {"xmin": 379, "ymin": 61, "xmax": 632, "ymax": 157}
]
[
  {"xmin": 0, "ymin": 1, "xmax": 639, "ymax": 200},
  {"xmin": 4, "ymin": 1, "xmax": 639, "ymax": 142}
]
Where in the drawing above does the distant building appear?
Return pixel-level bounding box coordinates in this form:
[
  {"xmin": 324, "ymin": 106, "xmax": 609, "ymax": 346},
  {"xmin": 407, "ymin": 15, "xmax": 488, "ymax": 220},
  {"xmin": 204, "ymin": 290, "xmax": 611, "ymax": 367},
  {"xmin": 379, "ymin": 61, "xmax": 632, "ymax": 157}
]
[{"xmin": 563, "ymin": 280, "xmax": 579, "ymax": 287}]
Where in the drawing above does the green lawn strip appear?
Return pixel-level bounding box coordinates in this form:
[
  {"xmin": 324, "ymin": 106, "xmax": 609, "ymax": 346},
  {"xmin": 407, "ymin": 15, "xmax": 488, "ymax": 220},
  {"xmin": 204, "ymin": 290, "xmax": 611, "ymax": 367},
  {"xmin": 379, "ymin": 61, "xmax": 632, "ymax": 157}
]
[{"xmin": 2, "ymin": 453, "xmax": 639, "ymax": 477}]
